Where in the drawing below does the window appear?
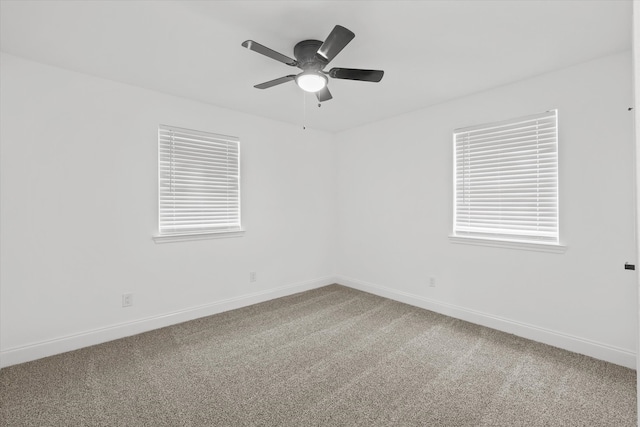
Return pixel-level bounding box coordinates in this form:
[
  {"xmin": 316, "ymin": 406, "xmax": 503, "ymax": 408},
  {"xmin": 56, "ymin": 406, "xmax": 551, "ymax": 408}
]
[
  {"xmin": 452, "ymin": 110, "xmax": 559, "ymax": 248},
  {"xmin": 154, "ymin": 125, "xmax": 242, "ymax": 242}
]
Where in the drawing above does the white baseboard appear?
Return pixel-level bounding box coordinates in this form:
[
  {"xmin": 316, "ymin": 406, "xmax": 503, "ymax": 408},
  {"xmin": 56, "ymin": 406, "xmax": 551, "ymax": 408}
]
[
  {"xmin": 4, "ymin": 276, "xmax": 634, "ymax": 370},
  {"xmin": 0, "ymin": 276, "xmax": 335, "ymax": 368},
  {"xmin": 336, "ymin": 276, "xmax": 636, "ymax": 369}
]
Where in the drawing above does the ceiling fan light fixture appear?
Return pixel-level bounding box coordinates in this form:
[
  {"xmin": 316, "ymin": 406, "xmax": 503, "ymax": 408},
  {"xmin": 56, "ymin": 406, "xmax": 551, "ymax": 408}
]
[
  {"xmin": 243, "ymin": 25, "xmax": 384, "ymax": 102},
  {"xmin": 295, "ymin": 71, "xmax": 327, "ymax": 93}
]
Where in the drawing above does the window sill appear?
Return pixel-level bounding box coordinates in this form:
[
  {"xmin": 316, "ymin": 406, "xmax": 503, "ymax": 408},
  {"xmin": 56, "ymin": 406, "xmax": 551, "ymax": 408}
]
[
  {"xmin": 153, "ymin": 230, "xmax": 245, "ymax": 244},
  {"xmin": 448, "ymin": 235, "xmax": 566, "ymax": 253}
]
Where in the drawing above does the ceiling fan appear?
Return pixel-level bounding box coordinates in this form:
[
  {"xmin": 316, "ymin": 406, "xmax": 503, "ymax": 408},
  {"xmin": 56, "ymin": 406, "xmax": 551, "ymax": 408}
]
[{"xmin": 242, "ymin": 25, "xmax": 384, "ymax": 102}]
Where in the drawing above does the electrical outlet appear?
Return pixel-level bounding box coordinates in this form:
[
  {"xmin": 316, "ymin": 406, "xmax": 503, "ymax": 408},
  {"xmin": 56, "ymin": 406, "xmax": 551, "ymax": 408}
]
[
  {"xmin": 429, "ymin": 277, "xmax": 436, "ymax": 287},
  {"xmin": 249, "ymin": 272, "xmax": 257, "ymax": 283},
  {"xmin": 122, "ymin": 293, "xmax": 133, "ymax": 307}
]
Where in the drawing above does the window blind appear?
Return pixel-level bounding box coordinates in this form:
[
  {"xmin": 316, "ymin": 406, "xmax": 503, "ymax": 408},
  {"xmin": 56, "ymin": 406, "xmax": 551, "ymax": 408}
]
[
  {"xmin": 453, "ymin": 110, "xmax": 558, "ymax": 244},
  {"xmin": 158, "ymin": 125, "xmax": 241, "ymax": 235}
]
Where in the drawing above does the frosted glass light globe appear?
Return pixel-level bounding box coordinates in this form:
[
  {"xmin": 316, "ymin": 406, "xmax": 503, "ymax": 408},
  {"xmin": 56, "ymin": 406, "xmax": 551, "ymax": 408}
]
[{"xmin": 295, "ymin": 72, "xmax": 327, "ymax": 93}]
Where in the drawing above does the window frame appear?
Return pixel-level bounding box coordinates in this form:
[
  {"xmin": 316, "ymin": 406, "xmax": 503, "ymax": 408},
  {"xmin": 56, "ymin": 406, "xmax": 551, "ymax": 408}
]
[
  {"xmin": 153, "ymin": 125, "xmax": 243, "ymax": 244},
  {"xmin": 450, "ymin": 110, "xmax": 565, "ymax": 253}
]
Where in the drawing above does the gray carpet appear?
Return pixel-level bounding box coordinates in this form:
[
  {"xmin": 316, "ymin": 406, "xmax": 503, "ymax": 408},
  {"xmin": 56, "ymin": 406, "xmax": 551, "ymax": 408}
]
[{"xmin": 0, "ymin": 284, "xmax": 636, "ymax": 426}]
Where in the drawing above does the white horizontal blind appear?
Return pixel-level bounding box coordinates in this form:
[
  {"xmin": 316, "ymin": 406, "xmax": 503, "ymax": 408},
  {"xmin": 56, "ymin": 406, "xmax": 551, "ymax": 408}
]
[
  {"xmin": 158, "ymin": 125, "xmax": 240, "ymax": 235},
  {"xmin": 454, "ymin": 110, "xmax": 558, "ymax": 244}
]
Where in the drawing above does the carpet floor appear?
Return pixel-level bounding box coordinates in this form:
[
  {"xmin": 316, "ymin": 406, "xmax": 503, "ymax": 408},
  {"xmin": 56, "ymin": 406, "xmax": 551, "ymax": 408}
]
[{"xmin": 0, "ymin": 284, "xmax": 636, "ymax": 426}]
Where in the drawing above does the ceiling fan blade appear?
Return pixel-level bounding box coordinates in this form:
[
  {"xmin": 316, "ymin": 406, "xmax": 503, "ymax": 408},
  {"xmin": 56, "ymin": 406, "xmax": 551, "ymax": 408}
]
[
  {"xmin": 316, "ymin": 86, "xmax": 333, "ymax": 102},
  {"xmin": 242, "ymin": 40, "xmax": 298, "ymax": 67},
  {"xmin": 328, "ymin": 68, "xmax": 384, "ymax": 82},
  {"xmin": 316, "ymin": 25, "xmax": 355, "ymax": 64},
  {"xmin": 254, "ymin": 75, "xmax": 296, "ymax": 89}
]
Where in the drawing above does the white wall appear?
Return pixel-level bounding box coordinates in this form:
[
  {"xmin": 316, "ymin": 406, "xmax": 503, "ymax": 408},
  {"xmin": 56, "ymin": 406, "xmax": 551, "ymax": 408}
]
[
  {"xmin": 2, "ymin": 50, "xmax": 637, "ymax": 370},
  {"xmin": 0, "ymin": 53, "xmax": 337, "ymax": 367},
  {"xmin": 633, "ymin": 0, "xmax": 640, "ymax": 414},
  {"xmin": 336, "ymin": 51, "xmax": 637, "ymax": 368}
]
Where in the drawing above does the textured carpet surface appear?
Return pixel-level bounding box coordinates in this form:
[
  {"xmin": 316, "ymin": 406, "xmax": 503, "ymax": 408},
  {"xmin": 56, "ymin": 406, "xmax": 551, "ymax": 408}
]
[{"xmin": 0, "ymin": 285, "xmax": 636, "ymax": 426}]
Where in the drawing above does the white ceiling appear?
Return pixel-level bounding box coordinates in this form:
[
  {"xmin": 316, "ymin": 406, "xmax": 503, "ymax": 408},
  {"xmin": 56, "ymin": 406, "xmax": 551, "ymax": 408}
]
[{"xmin": 0, "ymin": 0, "xmax": 632, "ymax": 133}]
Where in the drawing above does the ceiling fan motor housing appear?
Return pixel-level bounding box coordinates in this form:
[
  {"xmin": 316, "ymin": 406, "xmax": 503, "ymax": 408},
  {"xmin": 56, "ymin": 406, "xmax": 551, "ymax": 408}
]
[{"xmin": 294, "ymin": 40, "xmax": 326, "ymax": 70}]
